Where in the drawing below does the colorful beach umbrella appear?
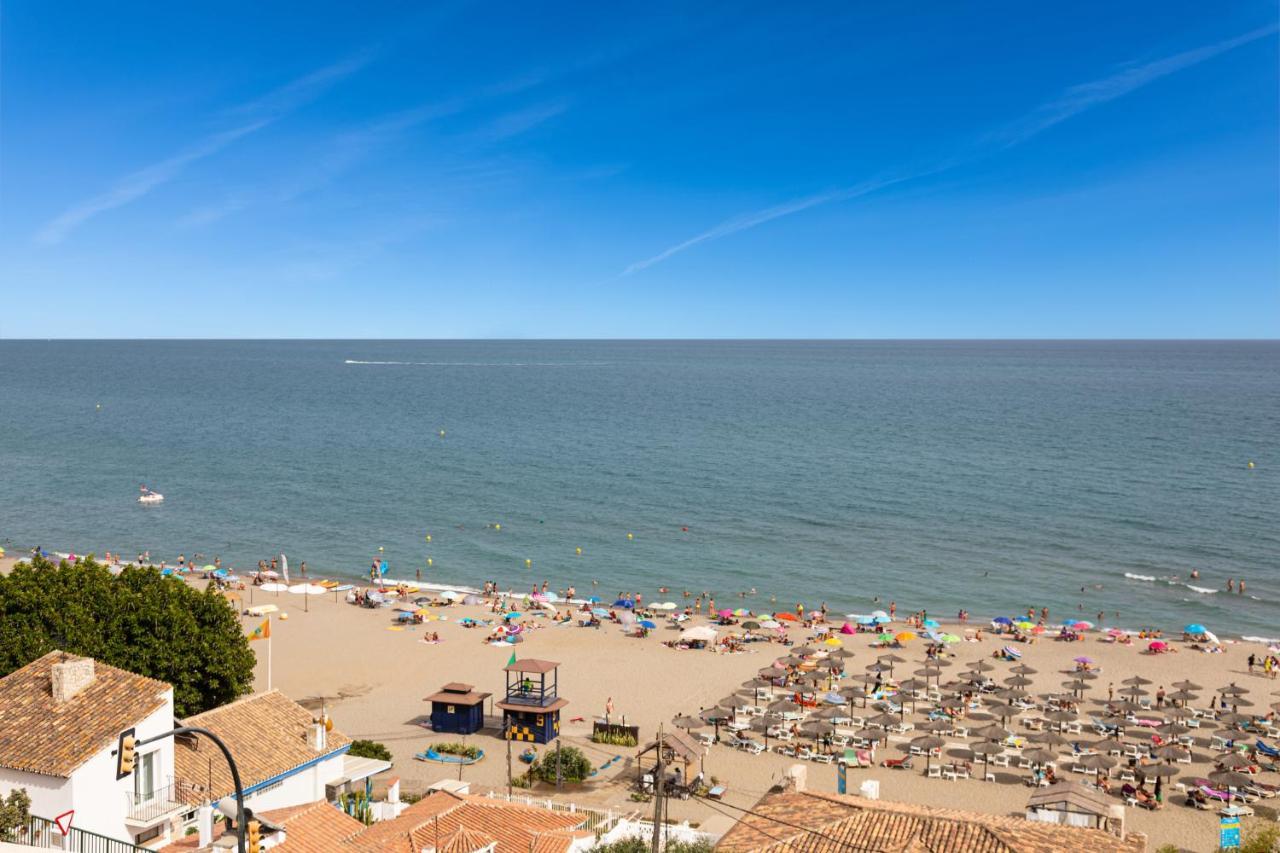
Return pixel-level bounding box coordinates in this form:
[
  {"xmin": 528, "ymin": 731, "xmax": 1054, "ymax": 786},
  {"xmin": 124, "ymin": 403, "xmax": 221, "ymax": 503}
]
[
  {"xmin": 992, "ymin": 616, "xmax": 1012, "ymax": 625},
  {"xmin": 1184, "ymin": 623, "xmax": 1207, "ymax": 634},
  {"xmin": 895, "ymin": 631, "xmax": 916, "ymax": 642},
  {"xmin": 824, "ymin": 637, "xmax": 843, "ymax": 647},
  {"xmin": 1070, "ymin": 621, "xmax": 1093, "ymax": 630},
  {"xmin": 922, "ymin": 619, "xmax": 940, "ymax": 629}
]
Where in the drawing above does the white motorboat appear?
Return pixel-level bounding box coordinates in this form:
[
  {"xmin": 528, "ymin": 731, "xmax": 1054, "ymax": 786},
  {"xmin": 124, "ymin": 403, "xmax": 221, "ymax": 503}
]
[{"xmin": 138, "ymin": 491, "xmax": 164, "ymax": 504}]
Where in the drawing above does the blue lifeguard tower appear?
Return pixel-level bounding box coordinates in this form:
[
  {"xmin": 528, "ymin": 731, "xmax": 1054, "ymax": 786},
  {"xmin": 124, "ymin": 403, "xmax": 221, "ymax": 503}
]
[
  {"xmin": 496, "ymin": 658, "xmax": 568, "ymax": 744},
  {"xmin": 424, "ymin": 682, "xmax": 490, "ymax": 735}
]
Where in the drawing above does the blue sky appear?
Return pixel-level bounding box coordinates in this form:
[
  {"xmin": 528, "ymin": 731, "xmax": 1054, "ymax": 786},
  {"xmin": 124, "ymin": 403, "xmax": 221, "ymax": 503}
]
[{"xmin": 1, "ymin": 2, "xmax": 1276, "ymax": 338}]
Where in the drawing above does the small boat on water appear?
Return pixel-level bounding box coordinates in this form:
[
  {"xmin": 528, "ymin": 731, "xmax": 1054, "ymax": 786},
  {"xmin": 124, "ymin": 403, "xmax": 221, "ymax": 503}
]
[{"xmin": 138, "ymin": 484, "xmax": 164, "ymax": 504}]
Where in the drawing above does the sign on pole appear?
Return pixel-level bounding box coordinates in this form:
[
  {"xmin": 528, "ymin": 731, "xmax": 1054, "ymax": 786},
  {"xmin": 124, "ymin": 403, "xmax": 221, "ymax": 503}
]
[
  {"xmin": 53, "ymin": 810, "xmax": 74, "ymax": 835},
  {"xmin": 837, "ymin": 761, "xmax": 847, "ymax": 794},
  {"xmin": 1220, "ymin": 812, "xmax": 1241, "ymax": 850}
]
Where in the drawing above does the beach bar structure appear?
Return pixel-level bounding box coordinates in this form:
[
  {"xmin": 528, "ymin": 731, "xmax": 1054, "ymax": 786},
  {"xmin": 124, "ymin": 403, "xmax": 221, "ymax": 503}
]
[
  {"xmin": 637, "ymin": 729, "xmax": 706, "ymax": 794},
  {"xmin": 424, "ymin": 682, "xmax": 491, "ymax": 735},
  {"xmin": 496, "ymin": 658, "xmax": 568, "ymax": 744}
]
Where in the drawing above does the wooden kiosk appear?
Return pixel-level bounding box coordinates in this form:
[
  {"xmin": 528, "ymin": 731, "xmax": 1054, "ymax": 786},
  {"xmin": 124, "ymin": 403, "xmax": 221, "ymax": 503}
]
[
  {"xmin": 496, "ymin": 658, "xmax": 568, "ymax": 744},
  {"xmin": 424, "ymin": 682, "xmax": 491, "ymax": 734}
]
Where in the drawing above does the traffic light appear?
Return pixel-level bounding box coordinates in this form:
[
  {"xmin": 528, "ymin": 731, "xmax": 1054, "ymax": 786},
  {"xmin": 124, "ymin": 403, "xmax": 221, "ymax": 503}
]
[
  {"xmin": 246, "ymin": 819, "xmax": 261, "ymax": 853},
  {"xmin": 116, "ymin": 728, "xmax": 137, "ymax": 779}
]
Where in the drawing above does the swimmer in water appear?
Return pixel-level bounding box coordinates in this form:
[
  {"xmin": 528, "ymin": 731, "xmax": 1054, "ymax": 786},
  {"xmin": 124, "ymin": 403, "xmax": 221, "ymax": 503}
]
[
  {"xmin": 1227, "ymin": 578, "xmax": 1235, "ymax": 593},
  {"xmin": 1190, "ymin": 569, "xmax": 1199, "ymax": 580},
  {"xmin": 1239, "ymin": 579, "xmax": 1246, "ymax": 595}
]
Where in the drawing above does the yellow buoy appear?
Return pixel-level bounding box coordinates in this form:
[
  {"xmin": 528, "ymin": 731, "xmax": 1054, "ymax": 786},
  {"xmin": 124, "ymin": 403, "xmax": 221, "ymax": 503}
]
[
  {"xmin": 1248, "ymin": 461, "xmax": 1255, "ymax": 469},
  {"xmin": 494, "ymin": 523, "xmax": 501, "ymax": 531},
  {"xmin": 626, "ymin": 532, "xmax": 634, "ymax": 541},
  {"xmin": 425, "ymin": 534, "xmax": 432, "ymax": 542},
  {"xmin": 525, "ymin": 558, "xmax": 532, "ymax": 567},
  {"xmin": 427, "ymin": 557, "xmax": 433, "ymax": 566},
  {"xmin": 575, "ymin": 547, "xmax": 582, "ymax": 556}
]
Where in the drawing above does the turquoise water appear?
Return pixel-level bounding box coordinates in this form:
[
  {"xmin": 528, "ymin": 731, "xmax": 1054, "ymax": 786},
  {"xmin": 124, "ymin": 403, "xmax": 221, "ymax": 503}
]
[{"xmin": 0, "ymin": 340, "xmax": 1276, "ymax": 636}]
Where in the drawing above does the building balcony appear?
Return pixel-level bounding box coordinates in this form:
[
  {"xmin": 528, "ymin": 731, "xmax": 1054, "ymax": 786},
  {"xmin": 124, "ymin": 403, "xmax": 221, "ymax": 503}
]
[{"xmin": 126, "ymin": 782, "xmax": 188, "ymax": 826}]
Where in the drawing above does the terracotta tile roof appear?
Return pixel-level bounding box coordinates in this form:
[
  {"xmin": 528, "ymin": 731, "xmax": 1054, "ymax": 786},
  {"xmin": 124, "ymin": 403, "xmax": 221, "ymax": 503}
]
[
  {"xmin": 715, "ymin": 790, "xmax": 1147, "ymax": 853},
  {"xmin": 174, "ymin": 690, "xmax": 351, "ymax": 802},
  {"xmin": 437, "ymin": 825, "xmax": 496, "ymax": 852},
  {"xmin": 258, "ymin": 800, "xmax": 366, "ymax": 852},
  {"xmin": 0, "ymin": 651, "xmax": 171, "ymax": 778},
  {"xmin": 345, "ymin": 791, "xmax": 586, "ymax": 853}
]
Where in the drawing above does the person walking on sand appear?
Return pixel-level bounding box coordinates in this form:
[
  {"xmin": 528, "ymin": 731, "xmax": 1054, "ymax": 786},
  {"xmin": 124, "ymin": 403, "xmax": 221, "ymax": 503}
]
[
  {"xmin": 1248, "ymin": 653, "xmax": 1256, "ymax": 674},
  {"xmin": 1156, "ymin": 686, "xmax": 1165, "ymax": 708},
  {"xmin": 889, "ymin": 601, "xmax": 896, "ymax": 621},
  {"xmin": 605, "ymin": 697, "xmax": 614, "ymax": 723}
]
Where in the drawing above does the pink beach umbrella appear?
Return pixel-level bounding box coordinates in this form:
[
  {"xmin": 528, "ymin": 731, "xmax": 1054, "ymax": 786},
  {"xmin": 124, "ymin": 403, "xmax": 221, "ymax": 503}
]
[
  {"xmin": 840, "ymin": 622, "xmax": 856, "ymax": 635},
  {"xmin": 1148, "ymin": 640, "xmax": 1167, "ymax": 651},
  {"xmin": 1073, "ymin": 656, "xmax": 1093, "ymax": 664},
  {"xmin": 717, "ymin": 609, "xmax": 733, "ymax": 618}
]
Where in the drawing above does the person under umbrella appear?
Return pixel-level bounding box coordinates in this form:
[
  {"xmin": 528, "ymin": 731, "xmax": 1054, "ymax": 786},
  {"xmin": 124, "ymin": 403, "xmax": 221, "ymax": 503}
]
[
  {"xmin": 1044, "ymin": 709, "xmax": 1077, "ymax": 732},
  {"xmin": 1139, "ymin": 763, "xmax": 1177, "ymax": 803},
  {"xmin": 699, "ymin": 706, "xmax": 730, "ymax": 743},
  {"xmin": 802, "ymin": 719, "xmax": 837, "ymax": 754},
  {"xmin": 1093, "ymin": 736, "xmax": 1126, "ymax": 756}
]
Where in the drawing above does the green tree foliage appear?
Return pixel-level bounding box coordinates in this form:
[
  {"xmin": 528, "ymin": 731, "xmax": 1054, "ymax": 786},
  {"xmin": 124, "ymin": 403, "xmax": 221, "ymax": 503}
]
[
  {"xmin": 0, "ymin": 556, "xmax": 255, "ymax": 716},
  {"xmin": 0, "ymin": 789, "xmax": 31, "ymax": 833},
  {"xmin": 530, "ymin": 744, "xmax": 593, "ymax": 784},
  {"xmin": 348, "ymin": 740, "xmax": 393, "ymax": 761},
  {"xmin": 1227, "ymin": 825, "xmax": 1280, "ymax": 853}
]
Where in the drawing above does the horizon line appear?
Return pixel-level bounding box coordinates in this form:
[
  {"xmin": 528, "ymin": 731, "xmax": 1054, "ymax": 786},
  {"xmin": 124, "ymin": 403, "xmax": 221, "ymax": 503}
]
[{"xmin": 1, "ymin": 337, "xmax": 1277, "ymax": 344}]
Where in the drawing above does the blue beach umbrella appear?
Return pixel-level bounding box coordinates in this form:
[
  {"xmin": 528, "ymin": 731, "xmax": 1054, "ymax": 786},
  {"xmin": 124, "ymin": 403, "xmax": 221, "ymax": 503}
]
[
  {"xmin": 504, "ymin": 611, "xmax": 523, "ymax": 620},
  {"xmin": 1184, "ymin": 623, "xmax": 1207, "ymax": 634},
  {"xmin": 857, "ymin": 615, "xmax": 876, "ymax": 625},
  {"xmin": 639, "ymin": 620, "xmax": 656, "ymax": 629},
  {"xmin": 613, "ymin": 598, "xmax": 634, "ymax": 608},
  {"xmin": 922, "ymin": 618, "xmax": 940, "ymax": 629},
  {"xmin": 926, "ymin": 629, "xmax": 943, "ymax": 644},
  {"xmin": 993, "ymin": 616, "xmax": 1013, "ymax": 625},
  {"xmin": 823, "ymin": 692, "xmax": 844, "ymax": 705},
  {"xmin": 587, "ymin": 596, "xmax": 601, "ymax": 603},
  {"xmin": 592, "ymin": 607, "xmax": 610, "ymax": 617},
  {"xmin": 872, "ymin": 615, "xmax": 891, "ymax": 624}
]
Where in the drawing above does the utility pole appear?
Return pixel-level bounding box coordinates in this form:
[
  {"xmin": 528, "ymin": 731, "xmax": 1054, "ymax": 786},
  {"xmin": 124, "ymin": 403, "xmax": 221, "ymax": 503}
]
[
  {"xmin": 555, "ymin": 739, "xmax": 562, "ymax": 790},
  {"xmin": 650, "ymin": 725, "xmax": 664, "ymax": 853}
]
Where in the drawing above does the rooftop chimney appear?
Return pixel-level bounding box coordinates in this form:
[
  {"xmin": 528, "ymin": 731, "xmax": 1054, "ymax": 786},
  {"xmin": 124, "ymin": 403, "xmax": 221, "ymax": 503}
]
[
  {"xmin": 307, "ymin": 721, "xmax": 327, "ymax": 752},
  {"xmin": 51, "ymin": 658, "xmax": 95, "ymax": 703}
]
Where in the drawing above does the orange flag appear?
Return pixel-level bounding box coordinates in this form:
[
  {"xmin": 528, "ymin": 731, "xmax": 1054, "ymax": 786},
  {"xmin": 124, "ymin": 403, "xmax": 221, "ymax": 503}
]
[{"xmin": 248, "ymin": 618, "xmax": 271, "ymax": 642}]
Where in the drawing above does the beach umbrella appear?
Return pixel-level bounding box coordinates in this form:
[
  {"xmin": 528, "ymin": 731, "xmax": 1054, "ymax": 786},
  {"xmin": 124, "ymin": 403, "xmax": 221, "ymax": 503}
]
[
  {"xmin": 1045, "ymin": 709, "xmax": 1076, "ymax": 728},
  {"xmin": 1072, "ymin": 656, "xmax": 1093, "ymax": 665},
  {"xmin": 992, "ymin": 616, "xmax": 1013, "ymax": 625},
  {"xmin": 861, "ymin": 725, "xmax": 889, "ymax": 744},
  {"xmin": 879, "ymin": 653, "xmax": 907, "ymax": 664},
  {"xmin": 1153, "ymin": 744, "xmax": 1190, "ymax": 761},
  {"xmin": 1165, "ymin": 705, "xmax": 1196, "ymax": 719},
  {"xmin": 985, "ymin": 703, "xmax": 1020, "ymax": 723},
  {"xmin": 768, "ymin": 699, "xmax": 801, "ymax": 714},
  {"xmin": 857, "ymin": 615, "xmax": 877, "ymax": 625},
  {"xmin": 840, "ymin": 622, "xmax": 856, "ymax": 635},
  {"xmin": 1070, "ymin": 620, "xmax": 1093, "ymax": 630},
  {"xmin": 870, "ymin": 610, "xmax": 889, "ymax": 619},
  {"xmin": 1184, "ymin": 623, "xmax": 1207, "ymax": 635},
  {"xmin": 639, "ymin": 619, "xmax": 656, "ymax": 629},
  {"xmin": 922, "ymin": 619, "xmax": 940, "ymax": 629},
  {"xmin": 973, "ymin": 723, "xmax": 1011, "ymax": 742},
  {"xmin": 1029, "ymin": 730, "xmax": 1069, "ymax": 747},
  {"xmin": 1023, "ymin": 748, "xmax": 1056, "ymax": 767},
  {"xmin": 895, "ymin": 632, "xmax": 916, "ymax": 643},
  {"xmin": 1218, "ymin": 685, "xmax": 1249, "ymax": 697},
  {"xmin": 1004, "ymin": 676, "xmax": 1034, "ymax": 688},
  {"xmin": 1157, "ymin": 722, "xmax": 1190, "ymax": 737},
  {"xmin": 967, "ymin": 661, "xmax": 996, "ymax": 672},
  {"xmin": 1075, "ymin": 670, "xmax": 1100, "ymax": 681},
  {"xmin": 813, "ymin": 704, "xmax": 846, "ymax": 719},
  {"xmin": 867, "ymin": 712, "xmax": 899, "ymax": 729},
  {"xmin": 971, "ymin": 740, "xmax": 1004, "ymax": 777},
  {"xmin": 1062, "ymin": 680, "xmax": 1090, "ymax": 694},
  {"xmin": 680, "ymin": 625, "xmax": 717, "ymax": 642},
  {"xmin": 802, "ymin": 720, "xmax": 836, "ymax": 737},
  {"xmin": 1009, "ymin": 664, "xmax": 1038, "ymax": 675},
  {"xmin": 1079, "ymin": 752, "xmax": 1117, "ymax": 784},
  {"xmin": 504, "ymin": 611, "xmax": 523, "ymax": 620},
  {"xmin": 865, "ymin": 662, "xmax": 892, "ymax": 675},
  {"xmin": 938, "ymin": 697, "xmax": 967, "ymax": 710},
  {"xmin": 939, "ymin": 633, "xmax": 961, "ymax": 644},
  {"xmin": 824, "ymin": 637, "xmax": 843, "ymax": 647},
  {"xmin": 742, "ymin": 620, "xmax": 761, "ymax": 630},
  {"xmin": 1171, "ymin": 680, "xmax": 1203, "ymax": 691},
  {"xmin": 759, "ymin": 619, "xmax": 781, "ymax": 629},
  {"xmin": 1094, "ymin": 737, "xmax": 1126, "ymax": 754},
  {"xmin": 1121, "ymin": 686, "xmax": 1149, "ymax": 697},
  {"xmin": 774, "ymin": 612, "xmax": 798, "ymax": 622},
  {"xmin": 829, "ymin": 648, "xmax": 854, "ymax": 660},
  {"xmin": 914, "ymin": 667, "xmax": 942, "ymax": 680},
  {"xmin": 1216, "ymin": 753, "xmax": 1257, "ymax": 770},
  {"xmin": 1216, "ymin": 712, "xmax": 1253, "ymax": 727},
  {"xmin": 821, "ymin": 691, "xmax": 845, "ymax": 705},
  {"xmin": 1147, "ymin": 641, "xmax": 1168, "ymax": 652},
  {"xmin": 995, "ymin": 688, "xmax": 1029, "ymax": 701},
  {"xmin": 1015, "ymin": 621, "xmax": 1034, "ymax": 631},
  {"xmin": 1140, "ymin": 764, "xmax": 1178, "ymax": 778},
  {"xmin": 911, "ymin": 735, "xmax": 946, "ymax": 773},
  {"xmin": 1210, "ymin": 770, "xmax": 1256, "ymax": 790},
  {"xmin": 1166, "ymin": 690, "xmax": 1198, "ymax": 704},
  {"xmin": 672, "ymin": 715, "xmax": 703, "ymax": 731},
  {"xmin": 916, "ymin": 719, "xmax": 952, "ymax": 733}
]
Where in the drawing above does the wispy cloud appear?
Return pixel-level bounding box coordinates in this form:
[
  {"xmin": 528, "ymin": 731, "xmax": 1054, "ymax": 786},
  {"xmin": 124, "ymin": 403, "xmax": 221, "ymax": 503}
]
[
  {"xmin": 36, "ymin": 53, "xmax": 373, "ymax": 245},
  {"xmin": 623, "ymin": 25, "xmax": 1277, "ymax": 275},
  {"xmin": 991, "ymin": 24, "xmax": 1278, "ymax": 148}
]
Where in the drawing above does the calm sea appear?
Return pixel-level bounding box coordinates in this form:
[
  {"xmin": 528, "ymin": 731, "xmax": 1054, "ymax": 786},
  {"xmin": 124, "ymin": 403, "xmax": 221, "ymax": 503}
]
[{"xmin": 1, "ymin": 340, "xmax": 1276, "ymax": 637}]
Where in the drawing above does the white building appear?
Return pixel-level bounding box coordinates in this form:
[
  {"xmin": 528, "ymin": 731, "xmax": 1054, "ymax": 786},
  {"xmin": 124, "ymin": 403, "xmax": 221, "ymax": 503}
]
[
  {"xmin": 0, "ymin": 653, "xmax": 389, "ymax": 850},
  {"xmin": 0, "ymin": 651, "xmax": 178, "ymax": 847}
]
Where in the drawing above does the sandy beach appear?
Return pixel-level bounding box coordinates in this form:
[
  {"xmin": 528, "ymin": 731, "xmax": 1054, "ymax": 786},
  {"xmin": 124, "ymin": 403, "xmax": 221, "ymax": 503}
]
[{"xmin": 5, "ymin": 551, "xmax": 1278, "ymax": 851}]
